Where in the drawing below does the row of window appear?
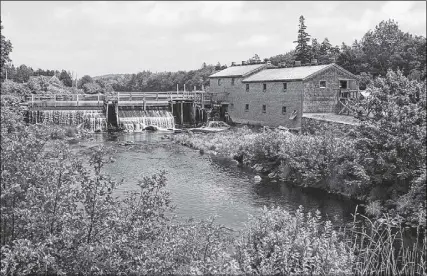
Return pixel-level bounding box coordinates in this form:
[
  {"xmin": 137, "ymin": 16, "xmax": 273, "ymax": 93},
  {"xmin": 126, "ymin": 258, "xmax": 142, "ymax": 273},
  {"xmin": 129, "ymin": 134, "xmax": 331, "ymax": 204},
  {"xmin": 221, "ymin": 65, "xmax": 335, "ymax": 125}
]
[
  {"xmin": 245, "ymin": 83, "xmax": 288, "ymax": 92},
  {"xmin": 235, "ymin": 104, "xmax": 289, "ymax": 115},
  {"xmin": 218, "ymin": 79, "xmax": 349, "ymax": 90}
]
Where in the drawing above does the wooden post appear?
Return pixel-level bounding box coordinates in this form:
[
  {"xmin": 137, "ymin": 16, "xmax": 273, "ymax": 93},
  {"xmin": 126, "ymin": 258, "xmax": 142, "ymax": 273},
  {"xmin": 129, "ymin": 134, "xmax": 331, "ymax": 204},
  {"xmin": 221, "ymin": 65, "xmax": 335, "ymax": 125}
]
[
  {"xmin": 171, "ymin": 101, "xmax": 174, "ymax": 114},
  {"xmin": 192, "ymin": 102, "xmax": 196, "ymax": 125},
  {"xmin": 97, "ymin": 94, "xmax": 100, "ymax": 107},
  {"xmin": 116, "ymin": 103, "xmax": 119, "ymax": 127},
  {"xmin": 156, "ymin": 93, "xmax": 158, "ymax": 101},
  {"xmin": 202, "ymin": 93, "xmax": 204, "ymax": 110},
  {"xmin": 32, "ymin": 94, "xmax": 34, "ymax": 108},
  {"xmin": 77, "ymin": 94, "xmax": 79, "ymax": 107},
  {"xmin": 54, "ymin": 94, "xmax": 57, "ymax": 107},
  {"xmin": 180, "ymin": 101, "xmax": 184, "ymax": 125},
  {"xmin": 177, "ymin": 84, "xmax": 179, "ymax": 94},
  {"xmin": 117, "ymin": 92, "xmax": 120, "ymax": 108},
  {"xmin": 143, "ymin": 93, "xmax": 146, "ymax": 111}
]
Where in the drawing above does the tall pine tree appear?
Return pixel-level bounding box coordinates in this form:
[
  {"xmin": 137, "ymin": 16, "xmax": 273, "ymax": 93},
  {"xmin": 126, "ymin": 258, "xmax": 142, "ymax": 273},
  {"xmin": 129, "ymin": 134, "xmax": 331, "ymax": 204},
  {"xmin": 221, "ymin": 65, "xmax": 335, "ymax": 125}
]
[{"xmin": 294, "ymin": 15, "xmax": 311, "ymax": 64}]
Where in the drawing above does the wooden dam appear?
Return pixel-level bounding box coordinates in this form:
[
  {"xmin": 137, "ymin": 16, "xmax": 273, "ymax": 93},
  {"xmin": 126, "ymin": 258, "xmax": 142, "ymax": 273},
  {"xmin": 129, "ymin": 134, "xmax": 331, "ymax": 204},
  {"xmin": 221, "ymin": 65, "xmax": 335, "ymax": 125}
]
[{"xmin": 24, "ymin": 90, "xmax": 227, "ymax": 131}]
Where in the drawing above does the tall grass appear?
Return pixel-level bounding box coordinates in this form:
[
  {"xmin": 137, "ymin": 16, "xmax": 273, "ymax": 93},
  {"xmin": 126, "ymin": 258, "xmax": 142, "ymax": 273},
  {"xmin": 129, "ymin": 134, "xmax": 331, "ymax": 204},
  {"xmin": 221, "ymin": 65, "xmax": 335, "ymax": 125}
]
[{"xmin": 349, "ymin": 206, "xmax": 426, "ymax": 275}]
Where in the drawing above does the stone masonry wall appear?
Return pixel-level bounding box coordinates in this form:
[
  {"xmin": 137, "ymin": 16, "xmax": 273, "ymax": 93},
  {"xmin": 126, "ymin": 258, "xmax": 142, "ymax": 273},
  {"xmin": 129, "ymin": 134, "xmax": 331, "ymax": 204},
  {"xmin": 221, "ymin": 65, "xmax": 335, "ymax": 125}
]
[
  {"xmin": 210, "ymin": 77, "xmax": 303, "ymax": 128},
  {"xmin": 209, "ymin": 77, "xmax": 245, "ymax": 96},
  {"xmin": 303, "ymin": 66, "xmax": 358, "ymax": 113},
  {"xmin": 230, "ymin": 81, "xmax": 303, "ymax": 128}
]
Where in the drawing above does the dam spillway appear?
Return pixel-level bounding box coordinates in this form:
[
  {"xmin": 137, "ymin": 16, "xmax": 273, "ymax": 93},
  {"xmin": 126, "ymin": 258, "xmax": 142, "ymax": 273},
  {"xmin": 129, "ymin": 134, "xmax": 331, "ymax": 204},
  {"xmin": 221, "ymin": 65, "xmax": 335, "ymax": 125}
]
[{"xmin": 24, "ymin": 91, "xmax": 214, "ymax": 131}]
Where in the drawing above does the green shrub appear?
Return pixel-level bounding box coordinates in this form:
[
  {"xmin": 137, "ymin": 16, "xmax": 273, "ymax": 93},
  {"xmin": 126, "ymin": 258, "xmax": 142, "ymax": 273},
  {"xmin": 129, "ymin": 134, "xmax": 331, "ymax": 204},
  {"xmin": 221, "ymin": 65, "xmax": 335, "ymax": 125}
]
[{"xmin": 235, "ymin": 206, "xmax": 354, "ymax": 275}]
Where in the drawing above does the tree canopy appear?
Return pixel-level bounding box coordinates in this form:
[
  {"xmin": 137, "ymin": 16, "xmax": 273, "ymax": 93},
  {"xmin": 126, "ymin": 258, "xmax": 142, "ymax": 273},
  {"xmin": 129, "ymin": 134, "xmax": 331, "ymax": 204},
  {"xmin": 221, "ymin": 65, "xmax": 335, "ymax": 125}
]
[{"xmin": 1, "ymin": 23, "xmax": 13, "ymax": 81}]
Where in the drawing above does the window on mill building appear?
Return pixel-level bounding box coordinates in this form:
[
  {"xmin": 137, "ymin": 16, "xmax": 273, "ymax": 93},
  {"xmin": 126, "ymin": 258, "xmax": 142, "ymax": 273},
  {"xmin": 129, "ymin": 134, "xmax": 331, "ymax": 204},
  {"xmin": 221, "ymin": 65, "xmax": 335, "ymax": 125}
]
[
  {"xmin": 319, "ymin": 80, "xmax": 327, "ymax": 88},
  {"xmin": 283, "ymin": 82, "xmax": 288, "ymax": 92},
  {"xmin": 282, "ymin": 106, "xmax": 287, "ymax": 114}
]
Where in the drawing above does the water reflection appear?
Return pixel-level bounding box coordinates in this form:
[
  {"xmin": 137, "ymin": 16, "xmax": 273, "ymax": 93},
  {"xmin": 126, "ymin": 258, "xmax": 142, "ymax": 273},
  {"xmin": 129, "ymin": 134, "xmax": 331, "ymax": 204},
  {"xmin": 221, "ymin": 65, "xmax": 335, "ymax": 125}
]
[{"xmin": 82, "ymin": 132, "xmax": 358, "ymax": 231}]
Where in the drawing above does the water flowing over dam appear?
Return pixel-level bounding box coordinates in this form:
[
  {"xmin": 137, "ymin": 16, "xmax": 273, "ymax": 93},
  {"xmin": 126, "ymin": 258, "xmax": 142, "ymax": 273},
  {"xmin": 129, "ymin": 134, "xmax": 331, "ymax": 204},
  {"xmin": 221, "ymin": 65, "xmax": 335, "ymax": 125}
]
[
  {"xmin": 28, "ymin": 110, "xmax": 107, "ymax": 132},
  {"xmin": 23, "ymin": 91, "xmax": 226, "ymax": 132},
  {"xmin": 118, "ymin": 109, "xmax": 175, "ymax": 131}
]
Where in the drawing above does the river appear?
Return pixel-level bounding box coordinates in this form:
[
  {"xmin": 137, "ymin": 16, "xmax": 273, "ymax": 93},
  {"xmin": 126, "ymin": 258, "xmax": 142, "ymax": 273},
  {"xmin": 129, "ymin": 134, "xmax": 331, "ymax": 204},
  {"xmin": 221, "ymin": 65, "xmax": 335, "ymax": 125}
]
[{"xmin": 78, "ymin": 131, "xmax": 359, "ymax": 231}]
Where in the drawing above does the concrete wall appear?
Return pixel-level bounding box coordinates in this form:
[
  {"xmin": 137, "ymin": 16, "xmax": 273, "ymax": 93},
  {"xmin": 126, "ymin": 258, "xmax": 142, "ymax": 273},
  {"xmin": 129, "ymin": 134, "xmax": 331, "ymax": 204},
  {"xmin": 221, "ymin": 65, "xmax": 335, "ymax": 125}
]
[{"xmin": 303, "ymin": 66, "xmax": 358, "ymax": 113}]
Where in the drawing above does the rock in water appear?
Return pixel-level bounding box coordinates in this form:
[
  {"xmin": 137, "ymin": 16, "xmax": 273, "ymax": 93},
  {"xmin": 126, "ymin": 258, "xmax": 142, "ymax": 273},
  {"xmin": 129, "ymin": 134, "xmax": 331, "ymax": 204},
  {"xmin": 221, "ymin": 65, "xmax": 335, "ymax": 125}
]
[{"xmin": 254, "ymin": 175, "xmax": 262, "ymax": 182}]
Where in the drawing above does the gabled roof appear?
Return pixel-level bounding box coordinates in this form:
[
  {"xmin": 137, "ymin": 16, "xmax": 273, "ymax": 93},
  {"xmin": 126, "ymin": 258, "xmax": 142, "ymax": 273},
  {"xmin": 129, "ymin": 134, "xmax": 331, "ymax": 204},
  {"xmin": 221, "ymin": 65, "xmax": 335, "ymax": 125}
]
[
  {"xmin": 209, "ymin": 64, "xmax": 266, "ymax": 78},
  {"xmin": 242, "ymin": 63, "xmax": 357, "ymax": 82}
]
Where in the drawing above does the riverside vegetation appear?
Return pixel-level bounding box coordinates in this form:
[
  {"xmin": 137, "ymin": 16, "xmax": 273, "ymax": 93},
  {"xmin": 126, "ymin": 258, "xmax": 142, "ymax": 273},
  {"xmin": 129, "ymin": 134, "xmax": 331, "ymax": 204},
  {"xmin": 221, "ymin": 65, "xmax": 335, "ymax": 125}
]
[
  {"xmin": 173, "ymin": 70, "xmax": 426, "ymax": 229},
  {"xmin": 1, "ymin": 72, "xmax": 426, "ymax": 275}
]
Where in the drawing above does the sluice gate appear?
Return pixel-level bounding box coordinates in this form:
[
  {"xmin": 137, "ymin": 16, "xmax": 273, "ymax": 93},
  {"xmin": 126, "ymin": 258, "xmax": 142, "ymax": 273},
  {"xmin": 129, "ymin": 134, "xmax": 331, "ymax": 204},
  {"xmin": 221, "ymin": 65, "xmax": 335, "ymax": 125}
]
[{"xmin": 24, "ymin": 91, "xmax": 214, "ymax": 131}]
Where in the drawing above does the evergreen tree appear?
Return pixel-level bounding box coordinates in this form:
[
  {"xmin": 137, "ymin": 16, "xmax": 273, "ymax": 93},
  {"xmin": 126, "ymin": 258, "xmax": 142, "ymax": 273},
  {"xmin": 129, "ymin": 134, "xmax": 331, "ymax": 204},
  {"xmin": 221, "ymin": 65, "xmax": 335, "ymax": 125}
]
[
  {"xmin": 310, "ymin": 38, "xmax": 320, "ymax": 61},
  {"xmin": 59, "ymin": 70, "xmax": 73, "ymax": 87},
  {"xmin": 319, "ymin": 38, "xmax": 332, "ymax": 56},
  {"xmin": 293, "ymin": 15, "xmax": 311, "ymax": 64}
]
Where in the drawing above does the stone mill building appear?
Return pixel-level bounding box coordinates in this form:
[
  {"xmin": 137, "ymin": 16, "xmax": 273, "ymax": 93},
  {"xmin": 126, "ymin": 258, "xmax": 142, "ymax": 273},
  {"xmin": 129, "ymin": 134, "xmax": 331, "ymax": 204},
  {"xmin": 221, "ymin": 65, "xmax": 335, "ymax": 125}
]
[{"xmin": 209, "ymin": 61, "xmax": 359, "ymax": 130}]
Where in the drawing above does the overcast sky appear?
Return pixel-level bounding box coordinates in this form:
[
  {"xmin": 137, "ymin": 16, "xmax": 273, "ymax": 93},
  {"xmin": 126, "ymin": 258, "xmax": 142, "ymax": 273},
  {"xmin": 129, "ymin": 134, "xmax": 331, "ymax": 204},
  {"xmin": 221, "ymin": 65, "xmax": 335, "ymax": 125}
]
[{"xmin": 1, "ymin": 1, "xmax": 426, "ymax": 77}]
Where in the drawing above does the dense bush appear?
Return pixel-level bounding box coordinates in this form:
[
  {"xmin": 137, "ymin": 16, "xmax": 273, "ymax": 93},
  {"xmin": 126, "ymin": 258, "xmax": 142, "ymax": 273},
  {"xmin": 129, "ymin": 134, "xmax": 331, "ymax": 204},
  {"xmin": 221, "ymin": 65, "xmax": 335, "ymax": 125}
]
[
  {"xmin": 174, "ymin": 128, "xmax": 369, "ymax": 199},
  {"xmin": 236, "ymin": 206, "xmax": 354, "ymax": 275}
]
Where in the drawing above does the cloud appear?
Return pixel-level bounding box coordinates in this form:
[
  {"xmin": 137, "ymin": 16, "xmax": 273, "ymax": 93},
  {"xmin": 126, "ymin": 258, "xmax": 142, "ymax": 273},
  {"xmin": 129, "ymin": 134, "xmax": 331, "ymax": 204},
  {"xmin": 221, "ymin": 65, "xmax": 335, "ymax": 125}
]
[
  {"xmin": 236, "ymin": 35, "xmax": 272, "ymax": 47},
  {"xmin": 199, "ymin": 1, "xmax": 262, "ymax": 24},
  {"xmin": 183, "ymin": 33, "xmax": 213, "ymax": 43}
]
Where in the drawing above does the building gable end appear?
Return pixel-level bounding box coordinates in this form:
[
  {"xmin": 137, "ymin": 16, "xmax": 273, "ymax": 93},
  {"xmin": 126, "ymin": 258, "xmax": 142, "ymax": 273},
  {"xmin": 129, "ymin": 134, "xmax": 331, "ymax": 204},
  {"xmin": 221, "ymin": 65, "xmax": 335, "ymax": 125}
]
[{"xmin": 303, "ymin": 64, "xmax": 357, "ymax": 81}]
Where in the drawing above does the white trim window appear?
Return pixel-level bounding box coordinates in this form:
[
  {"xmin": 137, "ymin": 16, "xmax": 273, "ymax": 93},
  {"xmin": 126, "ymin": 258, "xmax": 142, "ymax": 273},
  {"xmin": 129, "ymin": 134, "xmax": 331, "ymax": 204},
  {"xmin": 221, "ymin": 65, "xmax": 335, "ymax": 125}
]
[
  {"xmin": 283, "ymin": 82, "xmax": 288, "ymax": 92},
  {"xmin": 218, "ymin": 79, "xmax": 222, "ymax": 86}
]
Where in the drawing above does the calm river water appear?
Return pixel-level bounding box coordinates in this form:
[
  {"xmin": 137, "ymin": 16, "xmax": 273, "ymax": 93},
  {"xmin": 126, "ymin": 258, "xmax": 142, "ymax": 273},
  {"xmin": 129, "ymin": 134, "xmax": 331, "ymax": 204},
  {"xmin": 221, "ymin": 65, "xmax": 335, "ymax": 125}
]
[{"xmin": 79, "ymin": 132, "xmax": 358, "ymax": 231}]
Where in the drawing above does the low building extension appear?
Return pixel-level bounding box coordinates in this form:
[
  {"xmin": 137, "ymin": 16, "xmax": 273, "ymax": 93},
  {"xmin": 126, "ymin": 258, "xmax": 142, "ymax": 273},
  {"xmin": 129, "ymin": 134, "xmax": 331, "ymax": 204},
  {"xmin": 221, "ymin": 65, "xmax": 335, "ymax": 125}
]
[{"xmin": 209, "ymin": 61, "xmax": 359, "ymax": 130}]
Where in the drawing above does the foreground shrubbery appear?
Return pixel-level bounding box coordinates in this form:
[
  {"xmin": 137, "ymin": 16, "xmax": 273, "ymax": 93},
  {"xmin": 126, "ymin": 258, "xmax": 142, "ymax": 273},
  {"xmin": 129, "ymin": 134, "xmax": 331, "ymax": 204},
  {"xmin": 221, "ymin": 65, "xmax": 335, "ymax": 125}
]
[{"xmin": 1, "ymin": 142, "xmax": 425, "ymax": 274}]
